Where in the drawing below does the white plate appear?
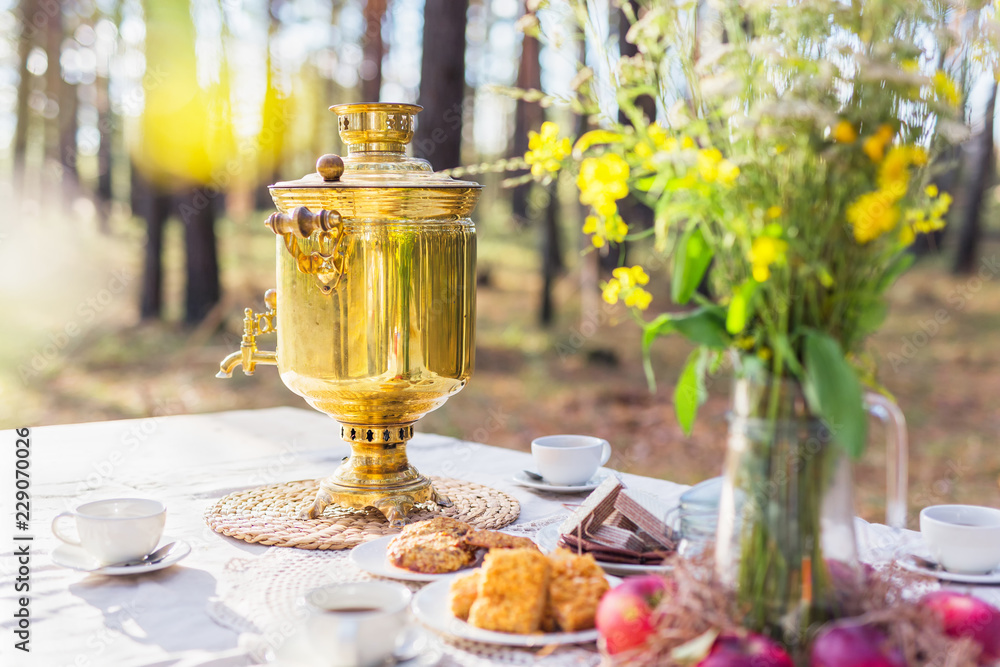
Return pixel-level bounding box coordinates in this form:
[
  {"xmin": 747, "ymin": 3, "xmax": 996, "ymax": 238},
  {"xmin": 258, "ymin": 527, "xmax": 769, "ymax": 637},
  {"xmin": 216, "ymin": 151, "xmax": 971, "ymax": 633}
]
[
  {"xmin": 898, "ymin": 554, "xmax": 1000, "ymax": 584},
  {"xmin": 511, "ymin": 469, "xmax": 610, "ymax": 493},
  {"xmin": 51, "ymin": 538, "xmax": 191, "ymax": 575},
  {"xmin": 412, "ymin": 578, "xmax": 599, "ymax": 647},
  {"xmin": 537, "ymin": 524, "xmax": 672, "ymax": 576},
  {"xmin": 350, "ymin": 535, "xmax": 479, "ymax": 582}
]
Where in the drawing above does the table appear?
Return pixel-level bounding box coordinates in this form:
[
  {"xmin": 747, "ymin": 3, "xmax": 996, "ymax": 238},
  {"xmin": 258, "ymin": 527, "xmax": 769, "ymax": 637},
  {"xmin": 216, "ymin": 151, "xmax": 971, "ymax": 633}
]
[{"xmin": 2, "ymin": 408, "xmax": 997, "ymax": 667}]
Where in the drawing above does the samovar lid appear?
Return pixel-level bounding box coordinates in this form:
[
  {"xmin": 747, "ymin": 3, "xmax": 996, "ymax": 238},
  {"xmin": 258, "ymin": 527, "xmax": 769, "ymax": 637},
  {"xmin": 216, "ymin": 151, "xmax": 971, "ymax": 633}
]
[{"xmin": 270, "ymin": 103, "xmax": 481, "ymax": 191}]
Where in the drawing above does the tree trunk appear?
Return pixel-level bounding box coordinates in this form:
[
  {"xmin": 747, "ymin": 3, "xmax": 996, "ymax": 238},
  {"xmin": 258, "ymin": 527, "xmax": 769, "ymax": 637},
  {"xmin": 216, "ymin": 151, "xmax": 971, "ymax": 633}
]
[
  {"xmin": 13, "ymin": 0, "xmax": 36, "ymax": 176},
  {"xmin": 96, "ymin": 72, "xmax": 113, "ymax": 203},
  {"xmin": 361, "ymin": 0, "xmax": 386, "ymax": 103},
  {"xmin": 953, "ymin": 82, "xmax": 997, "ymax": 275},
  {"xmin": 59, "ymin": 79, "xmax": 79, "ymax": 186},
  {"xmin": 511, "ymin": 21, "xmax": 542, "ymax": 222},
  {"xmin": 612, "ymin": 0, "xmax": 651, "ymax": 266},
  {"xmin": 177, "ymin": 186, "xmax": 222, "ymax": 324},
  {"xmin": 43, "ymin": 0, "xmax": 62, "ymax": 167},
  {"xmin": 414, "ymin": 0, "xmax": 468, "ymax": 170},
  {"xmin": 539, "ymin": 183, "xmax": 563, "ymax": 326},
  {"xmin": 137, "ymin": 173, "xmax": 172, "ymax": 320},
  {"xmin": 617, "ymin": 1, "xmax": 655, "ymax": 124}
]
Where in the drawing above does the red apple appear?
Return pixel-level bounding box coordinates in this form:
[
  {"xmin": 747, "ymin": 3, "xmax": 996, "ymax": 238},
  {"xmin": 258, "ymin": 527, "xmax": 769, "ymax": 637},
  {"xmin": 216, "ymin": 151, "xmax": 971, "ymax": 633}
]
[
  {"xmin": 596, "ymin": 576, "xmax": 669, "ymax": 654},
  {"xmin": 698, "ymin": 632, "xmax": 794, "ymax": 667},
  {"xmin": 922, "ymin": 590, "xmax": 1000, "ymax": 663},
  {"xmin": 617, "ymin": 574, "xmax": 670, "ymax": 605},
  {"xmin": 810, "ymin": 624, "xmax": 906, "ymax": 667}
]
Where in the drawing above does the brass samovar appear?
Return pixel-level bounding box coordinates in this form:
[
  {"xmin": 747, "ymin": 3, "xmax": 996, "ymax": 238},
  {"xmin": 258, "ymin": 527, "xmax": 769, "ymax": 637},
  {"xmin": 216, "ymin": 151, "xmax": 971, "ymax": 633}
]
[{"xmin": 217, "ymin": 103, "xmax": 480, "ymax": 526}]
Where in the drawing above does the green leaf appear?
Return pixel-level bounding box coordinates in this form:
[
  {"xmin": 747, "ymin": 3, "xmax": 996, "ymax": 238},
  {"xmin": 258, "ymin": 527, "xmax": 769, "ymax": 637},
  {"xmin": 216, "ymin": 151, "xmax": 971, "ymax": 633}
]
[
  {"xmin": 671, "ymin": 628, "xmax": 719, "ymax": 665},
  {"xmin": 641, "ymin": 314, "xmax": 675, "ymax": 390},
  {"xmin": 772, "ymin": 333, "xmax": 803, "ymax": 377},
  {"xmin": 673, "ymin": 307, "xmax": 729, "ymax": 349},
  {"xmin": 675, "ymin": 348, "xmax": 708, "ymax": 435},
  {"xmin": 672, "ymin": 226, "xmax": 714, "ymax": 304},
  {"xmin": 856, "ymin": 297, "xmax": 889, "ymax": 337},
  {"xmin": 877, "ymin": 252, "xmax": 915, "ymax": 294},
  {"xmin": 802, "ymin": 331, "xmax": 868, "ymax": 459},
  {"xmin": 726, "ymin": 280, "xmax": 758, "ymax": 334}
]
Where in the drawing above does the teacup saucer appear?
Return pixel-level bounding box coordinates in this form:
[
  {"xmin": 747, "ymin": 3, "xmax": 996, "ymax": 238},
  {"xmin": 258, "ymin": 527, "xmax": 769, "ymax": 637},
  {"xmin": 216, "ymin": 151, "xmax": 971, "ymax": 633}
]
[
  {"xmin": 270, "ymin": 627, "xmax": 441, "ymax": 666},
  {"xmin": 898, "ymin": 553, "xmax": 1000, "ymax": 584},
  {"xmin": 51, "ymin": 538, "xmax": 191, "ymax": 575},
  {"xmin": 512, "ymin": 468, "xmax": 610, "ymax": 493}
]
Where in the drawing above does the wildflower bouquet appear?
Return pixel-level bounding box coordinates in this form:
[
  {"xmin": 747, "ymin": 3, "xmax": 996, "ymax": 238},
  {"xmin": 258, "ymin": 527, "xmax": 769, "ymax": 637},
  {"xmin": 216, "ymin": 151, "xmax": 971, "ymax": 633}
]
[{"xmin": 518, "ymin": 0, "xmax": 993, "ymax": 643}]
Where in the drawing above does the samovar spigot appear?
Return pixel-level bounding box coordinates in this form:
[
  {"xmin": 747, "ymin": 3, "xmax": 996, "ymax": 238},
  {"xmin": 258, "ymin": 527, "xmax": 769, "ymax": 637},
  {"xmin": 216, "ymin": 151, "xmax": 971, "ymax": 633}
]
[{"xmin": 216, "ymin": 290, "xmax": 278, "ymax": 378}]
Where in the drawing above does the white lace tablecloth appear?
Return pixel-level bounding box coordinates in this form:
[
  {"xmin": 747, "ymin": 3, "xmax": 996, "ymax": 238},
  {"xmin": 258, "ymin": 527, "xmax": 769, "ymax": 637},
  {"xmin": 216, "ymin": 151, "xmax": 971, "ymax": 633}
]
[{"xmin": 2, "ymin": 408, "xmax": 997, "ymax": 667}]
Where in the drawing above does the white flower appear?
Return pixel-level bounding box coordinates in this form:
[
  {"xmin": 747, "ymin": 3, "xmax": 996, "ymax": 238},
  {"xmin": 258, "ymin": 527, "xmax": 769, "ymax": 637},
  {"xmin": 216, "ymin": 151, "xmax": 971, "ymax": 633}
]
[
  {"xmin": 856, "ymin": 61, "xmax": 929, "ymax": 87},
  {"xmin": 667, "ymin": 99, "xmax": 692, "ymax": 129},
  {"xmin": 696, "ymin": 43, "xmax": 735, "ymax": 75},
  {"xmin": 752, "ymin": 99, "xmax": 838, "ymax": 129},
  {"xmin": 937, "ymin": 119, "xmax": 972, "ymax": 144},
  {"xmin": 700, "ymin": 73, "xmax": 741, "ymax": 99}
]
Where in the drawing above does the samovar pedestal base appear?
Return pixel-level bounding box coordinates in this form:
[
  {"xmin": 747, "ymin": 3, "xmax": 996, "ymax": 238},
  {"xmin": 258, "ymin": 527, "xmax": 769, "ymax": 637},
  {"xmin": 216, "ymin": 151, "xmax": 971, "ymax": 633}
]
[{"xmin": 299, "ymin": 422, "xmax": 453, "ymax": 527}]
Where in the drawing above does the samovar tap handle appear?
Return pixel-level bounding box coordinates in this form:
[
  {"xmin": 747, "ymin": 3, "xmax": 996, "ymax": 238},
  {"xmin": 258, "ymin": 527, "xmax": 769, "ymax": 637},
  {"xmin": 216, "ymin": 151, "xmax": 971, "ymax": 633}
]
[{"xmin": 216, "ymin": 290, "xmax": 278, "ymax": 378}]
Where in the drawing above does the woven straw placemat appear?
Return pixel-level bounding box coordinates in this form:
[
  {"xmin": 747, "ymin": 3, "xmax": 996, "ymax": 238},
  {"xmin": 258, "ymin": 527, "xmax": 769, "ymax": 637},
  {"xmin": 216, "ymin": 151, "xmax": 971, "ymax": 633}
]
[{"xmin": 205, "ymin": 476, "xmax": 520, "ymax": 550}]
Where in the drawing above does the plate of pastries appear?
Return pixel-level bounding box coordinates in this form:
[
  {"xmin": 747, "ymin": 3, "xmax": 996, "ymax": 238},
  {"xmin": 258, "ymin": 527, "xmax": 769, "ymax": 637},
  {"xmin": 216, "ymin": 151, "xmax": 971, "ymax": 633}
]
[
  {"xmin": 349, "ymin": 516, "xmax": 540, "ymax": 582},
  {"xmin": 411, "ymin": 545, "xmax": 615, "ymax": 645}
]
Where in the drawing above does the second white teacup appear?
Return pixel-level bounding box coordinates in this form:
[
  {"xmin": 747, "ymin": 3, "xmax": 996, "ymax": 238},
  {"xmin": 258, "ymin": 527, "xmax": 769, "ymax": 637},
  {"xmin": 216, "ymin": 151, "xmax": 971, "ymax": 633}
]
[
  {"xmin": 920, "ymin": 504, "xmax": 1000, "ymax": 574},
  {"xmin": 531, "ymin": 434, "xmax": 611, "ymax": 486},
  {"xmin": 300, "ymin": 581, "xmax": 412, "ymax": 667},
  {"xmin": 51, "ymin": 498, "xmax": 166, "ymax": 566}
]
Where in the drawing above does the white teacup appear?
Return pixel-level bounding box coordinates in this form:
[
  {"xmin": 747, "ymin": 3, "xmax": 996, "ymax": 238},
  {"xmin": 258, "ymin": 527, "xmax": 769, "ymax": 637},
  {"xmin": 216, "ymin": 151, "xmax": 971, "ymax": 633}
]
[
  {"xmin": 299, "ymin": 582, "xmax": 412, "ymax": 667},
  {"xmin": 51, "ymin": 498, "xmax": 166, "ymax": 566},
  {"xmin": 531, "ymin": 434, "xmax": 611, "ymax": 486},
  {"xmin": 920, "ymin": 504, "xmax": 1000, "ymax": 574}
]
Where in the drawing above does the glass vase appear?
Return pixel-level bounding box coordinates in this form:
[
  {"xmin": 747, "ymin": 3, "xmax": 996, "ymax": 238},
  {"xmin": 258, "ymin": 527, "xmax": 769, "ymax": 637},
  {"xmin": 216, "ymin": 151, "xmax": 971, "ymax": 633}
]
[{"xmin": 715, "ymin": 374, "xmax": 861, "ymax": 646}]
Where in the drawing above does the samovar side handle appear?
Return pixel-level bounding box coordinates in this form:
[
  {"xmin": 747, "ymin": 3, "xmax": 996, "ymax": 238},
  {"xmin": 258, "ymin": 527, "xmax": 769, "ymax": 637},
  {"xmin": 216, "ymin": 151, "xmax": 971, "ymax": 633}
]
[
  {"xmin": 865, "ymin": 392, "xmax": 908, "ymax": 530},
  {"xmin": 216, "ymin": 289, "xmax": 278, "ymax": 378},
  {"xmin": 266, "ymin": 207, "xmax": 348, "ymax": 293}
]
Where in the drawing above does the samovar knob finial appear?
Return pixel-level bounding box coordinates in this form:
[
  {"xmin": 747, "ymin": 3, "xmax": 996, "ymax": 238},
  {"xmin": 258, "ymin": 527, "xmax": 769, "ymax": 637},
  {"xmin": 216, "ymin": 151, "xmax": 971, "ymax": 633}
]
[{"xmin": 316, "ymin": 154, "xmax": 344, "ymax": 182}]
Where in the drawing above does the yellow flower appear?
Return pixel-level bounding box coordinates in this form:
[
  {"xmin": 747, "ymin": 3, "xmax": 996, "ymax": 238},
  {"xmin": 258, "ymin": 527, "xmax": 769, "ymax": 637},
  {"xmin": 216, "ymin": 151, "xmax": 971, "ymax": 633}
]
[
  {"xmin": 862, "ymin": 124, "xmax": 894, "ymax": 163},
  {"xmin": 749, "ymin": 237, "xmax": 788, "ymax": 282},
  {"xmin": 846, "ymin": 189, "xmax": 900, "ymax": 244},
  {"xmin": 612, "ymin": 265, "xmax": 650, "ymax": 288},
  {"xmin": 697, "ymin": 148, "xmax": 722, "ymax": 182},
  {"xmin": 578, "ymin": 154, "xmax": 630, "ymax": 217},
  {"xmin": 602, "ymin": 280, "xmax": 621, "ymax": 304},
  {"xmin": 832, "ymin": 120, "xmax": 857, "ymax": 144},
  {"xmin": 624, "ymin": 287, "xmax": 653, "ymax": 310},
  {"xmin": 766, "ymin": 206, "xmax": 783, "ymax": 219},
  {"xmin": 925, "ymin": 184, "xmax": 939, "ymax": 197},
  {"xmin": 899, "ymin": 224, "xmax": 916, "ymax": 246},
  {"xmin": 603, "ymin": 266, "xmax": 652, "ymax": 310},
  {"xmin": 718, "ymin": 159, "xmax": 740, "ymax": 185},
  {"xmin": 696, "ymin": 148, "xmax": 739, "ymax": 186},
  {"xmin": 934, "ymin": 71, "xmax": 961, "ymax": 108},
  {"xmin": 878, "ymin": 146, "xmax": 911, "ymax": 199},
  {"xmin": 583, "ymin": 213, "xmax": 628, "ymax": 248},
  {"xmin": 525, "ymin": 121, "xmax": 571, "ymax": 178}
]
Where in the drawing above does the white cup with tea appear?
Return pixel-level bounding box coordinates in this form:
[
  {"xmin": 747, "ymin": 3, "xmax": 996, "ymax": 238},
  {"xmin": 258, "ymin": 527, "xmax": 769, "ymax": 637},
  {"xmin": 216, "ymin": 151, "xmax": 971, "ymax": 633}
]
[
  {"xmin": 300, "ymin": 581, "xmax": 412, "ymax": 667},
  {"xmin": 531, "ymin": 434, "xmax": 612, "ymax": 486},
  {"xmin": 920, "ymin": 504, "xmax": 1000, "ymax": 574},
  {"xmin": 51, "ymin": 498, "xmax": 166, "ymax": 566}
]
